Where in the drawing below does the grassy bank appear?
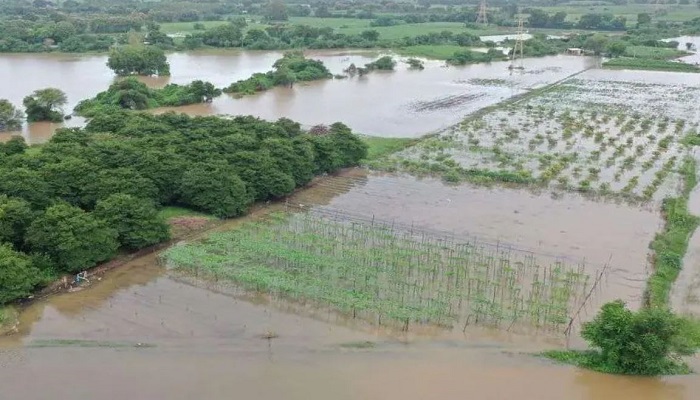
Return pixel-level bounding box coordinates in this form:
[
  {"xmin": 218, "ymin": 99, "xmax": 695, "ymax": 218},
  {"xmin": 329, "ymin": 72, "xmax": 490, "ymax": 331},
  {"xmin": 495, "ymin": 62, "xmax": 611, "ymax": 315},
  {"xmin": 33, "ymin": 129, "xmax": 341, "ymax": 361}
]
[
  {"xmin": 0, "ymin": 306, "xmax": 18, "ymax": 335},
  {"xmin": 646, "ymin": 157, "xmax": 700, "ymax": 308},
  {"xmin": 624, "ymin": 46, "xmax": 688, "ymax": 60},
  {"xmin": 603, "ymin": 58, "xmax": 700, "ymax": 73},
  {"xmin": 362, "ymin": 136, "xmax": 417, "ymax": 161}
]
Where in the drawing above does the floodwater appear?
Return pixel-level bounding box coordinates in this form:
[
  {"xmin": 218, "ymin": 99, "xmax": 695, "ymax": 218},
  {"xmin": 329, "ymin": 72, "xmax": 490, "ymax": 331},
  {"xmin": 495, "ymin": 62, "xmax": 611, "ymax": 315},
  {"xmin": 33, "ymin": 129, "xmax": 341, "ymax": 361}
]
[
  {"xmin": 295, "ymin": 171, "xmax": 661, "ymax": 313},
  {"xmin": 664, "ymin": 36, "xmax": 700, "ymax": 64},
  {"xmin": 0, "ymin": 206, "xmax": 698, "ymax": 400},
  {"xmin": 0, "ymin": 170, "xmax": 697, "ymax": 399},
  {"xmin": 0, "ymin": 50, "xmax": 595, "ymax": 144}
]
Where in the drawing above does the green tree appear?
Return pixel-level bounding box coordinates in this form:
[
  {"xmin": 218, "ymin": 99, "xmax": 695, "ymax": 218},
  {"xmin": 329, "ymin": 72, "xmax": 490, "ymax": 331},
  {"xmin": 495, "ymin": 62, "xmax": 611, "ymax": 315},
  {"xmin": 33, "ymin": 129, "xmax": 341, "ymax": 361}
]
[
  {"xmin": 1, "ymin": 137, "xmax": 28, "ymax": 156},
  {"xmin": 107, "ymin": 45, "xmax": 171, "ymax": 76},
  {"xmin": 84, "ymin": 168, "xmax": 160, "ymax": 207},
  {"xmin": 41, "ymin": 157, "xmax": 98, "ymax": 207},
  {"xmin": 360, "ymin": 30, "xmax": 380, "ymax": 42},
  {"xmin": 188, "ymin": 80, "xmax": 222, "ymax": 102},
  {"xmin": 25, "ymin": 203, "xmax": 118, "ymax": 273},
  {"xmin": 0, "ymin": 99, "xmax": 23, "ymax": 131},
  {"xmin": 264, "ymin": 1, "xmax": 289, "ymax": 21},
  {"xmin": 0, "ymin": 168, "xmax": 51, "ymax": 208},
  {"xmin": 0, "ymin": 244, "xmax": 40, "ymax": 304},
  {"xmin": 605, "ymin": 40, "xmax": 627, "ymax": 58},
  {"xmin": 582, "ymin": 300, "xmax": 699, "ymax": 375},
  {"xmin": 637, "ymin": 13, "xmax": 652, "ymax": 26},
  {"xmin": 22, "ymin": 88, "xmax": 67, "ymax": 122},
  {"xmin": 94, "ymin": 194, "xmax": 170, "ymax": 250},
  {"xmin": 583, "ymin": 34, "xmax": 609, "ymax": 56},
  {"xmin": 179, "ymin": 162, "xmax": 253, "ymax": 218},
  {"xmin": 0, "ymin": 195, "xmax": 33, "ymax": 250}
]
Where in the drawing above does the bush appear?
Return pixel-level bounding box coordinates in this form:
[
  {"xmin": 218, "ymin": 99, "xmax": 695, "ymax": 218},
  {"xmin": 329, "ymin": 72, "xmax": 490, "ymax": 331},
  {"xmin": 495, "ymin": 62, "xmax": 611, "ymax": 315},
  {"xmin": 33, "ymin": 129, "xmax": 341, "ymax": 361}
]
[
  {"xmin": 365, "ymin": 56, "xmax": 396, "ymax": 71},
  {"xmin": 25, "ymin": 203, "xmax": 118, "ymax": 273},
  {"xmin": 0, "ymin": 244, "xmax": 40, "ymax": 304},
  {"xmin": 94, "ymin": 194, "xmax": 170, "ymax": 250},
  {"xmin": 580, "ymin": 301, "xmax": 699, "ymax": 375},
  {"xmin": 179, "ymin": 162, "xmax": 254, "ymax": 218}
]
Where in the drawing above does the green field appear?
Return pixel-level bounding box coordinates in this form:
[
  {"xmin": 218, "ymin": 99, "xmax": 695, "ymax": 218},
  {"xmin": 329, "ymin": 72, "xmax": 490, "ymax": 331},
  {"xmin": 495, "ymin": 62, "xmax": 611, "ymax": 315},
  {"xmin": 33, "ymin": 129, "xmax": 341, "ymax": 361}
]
[
  {"xmin": 157, "ymin": 206, "xmax": 215, "ymax": 220},
  {"xmin": 161, "ymin": 17, "xmax": 508, "ymax": 40},
  {"xmin": 539, "ymin": 4, "xmax": 700, "ymax": 24},
  {"xmin": 362, "ymin": 136, "xmax": 417, "ymax": 161},
  {"xmin": 603, "ymin": 57, "xmax": 700, "ymax": 72},
  {"xmin": 624, "ymin": 45, "xmax": 688, "ymax": 60}
]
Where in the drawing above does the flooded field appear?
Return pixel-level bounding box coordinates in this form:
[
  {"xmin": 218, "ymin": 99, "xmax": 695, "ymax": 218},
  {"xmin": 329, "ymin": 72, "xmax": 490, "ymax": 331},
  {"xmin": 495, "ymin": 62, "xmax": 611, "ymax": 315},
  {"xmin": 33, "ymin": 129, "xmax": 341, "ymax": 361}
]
[
  {"xmin": 381, "ymin": 69, "xmax": 700, "ymax": 203},
  {"xmin": 296, "ymin": 172, "xmax": 659, "ymax": 313},
  {"xmin": 0, "ymin": 173, "xmax": 698, "ymax": 399},
  {"xmin": 0, "ymin": 51, "xmax": 595, "ymax": 144}
]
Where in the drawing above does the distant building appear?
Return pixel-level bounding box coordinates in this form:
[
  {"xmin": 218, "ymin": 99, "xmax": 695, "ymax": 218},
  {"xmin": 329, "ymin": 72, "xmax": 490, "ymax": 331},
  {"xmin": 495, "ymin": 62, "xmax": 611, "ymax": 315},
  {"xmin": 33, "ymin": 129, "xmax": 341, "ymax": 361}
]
[{"xmin": 566, "ymin": 48, "xmax": 583, "ymax": 56}]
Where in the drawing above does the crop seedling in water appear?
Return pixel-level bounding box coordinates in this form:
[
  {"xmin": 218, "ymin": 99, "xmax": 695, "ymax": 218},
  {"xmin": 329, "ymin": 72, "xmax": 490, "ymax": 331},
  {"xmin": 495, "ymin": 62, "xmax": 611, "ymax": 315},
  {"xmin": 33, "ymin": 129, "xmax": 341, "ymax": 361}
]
[{"xmin": 163, "ymin": 211, "xmax": 591, "ymax": 333}]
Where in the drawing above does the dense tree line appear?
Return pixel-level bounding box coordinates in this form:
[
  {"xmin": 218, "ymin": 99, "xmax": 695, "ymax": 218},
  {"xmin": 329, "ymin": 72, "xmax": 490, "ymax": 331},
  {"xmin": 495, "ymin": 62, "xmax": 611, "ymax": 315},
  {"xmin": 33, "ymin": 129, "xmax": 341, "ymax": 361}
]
[
  {"xmin": 75, "ymin": 78, "xmax": 221, "ymax": 117},
  {"xmin": 107, "ymin": 45, "xmax": 171, "ymax": 76},
  {"xmin": 0, "ymin": 110, "xmax": 367, "ymax": 305}
]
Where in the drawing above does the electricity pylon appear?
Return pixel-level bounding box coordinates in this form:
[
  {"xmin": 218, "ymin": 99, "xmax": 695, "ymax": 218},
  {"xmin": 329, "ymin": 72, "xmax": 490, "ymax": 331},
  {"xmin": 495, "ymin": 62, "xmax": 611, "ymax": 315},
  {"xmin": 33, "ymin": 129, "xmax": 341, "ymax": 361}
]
[
  {"xmin": 510, "ymin": 12, "xmax": 525, "ymax": 70},
  {"xmin": 476, "ymin": 0, "xmax": 488, "ymax": 25}
]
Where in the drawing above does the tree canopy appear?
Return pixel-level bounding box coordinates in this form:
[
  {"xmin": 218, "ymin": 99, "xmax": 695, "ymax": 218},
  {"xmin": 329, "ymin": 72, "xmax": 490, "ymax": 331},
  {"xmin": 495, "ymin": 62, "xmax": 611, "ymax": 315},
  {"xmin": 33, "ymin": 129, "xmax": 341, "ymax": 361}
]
[
  {"xmin": 107, "ymin": 45, "xmax": 171, "ymax": 76},
  {"xmin": 0, "ymin": 99, "xmax": 23, "ymax": 131},
  {"xmin": 0, "ymin": 110, "xmax": 367, "ymax": 305},
  {"xmin": 22, "ymin": 88, "xmax": 67, "ymax": 123}
]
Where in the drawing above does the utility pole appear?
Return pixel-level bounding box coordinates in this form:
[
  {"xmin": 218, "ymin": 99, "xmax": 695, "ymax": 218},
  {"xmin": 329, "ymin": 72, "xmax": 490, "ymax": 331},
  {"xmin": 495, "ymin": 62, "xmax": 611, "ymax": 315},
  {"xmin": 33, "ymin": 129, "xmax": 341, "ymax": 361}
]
[
  {"xmin": 476, "ymin": 0, "xmax": 488, "ymax": 25},
  {"xmin": 510, "ymin": 11, "xmax": 525, "ymax": 70}
]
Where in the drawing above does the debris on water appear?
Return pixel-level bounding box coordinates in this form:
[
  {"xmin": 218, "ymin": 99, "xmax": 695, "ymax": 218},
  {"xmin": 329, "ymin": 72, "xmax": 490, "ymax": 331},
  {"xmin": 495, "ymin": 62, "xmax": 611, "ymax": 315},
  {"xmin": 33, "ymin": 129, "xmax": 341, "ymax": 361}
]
[{"xmin": 259, "ymin": 331, "xmax": 278, "ymax": 340}]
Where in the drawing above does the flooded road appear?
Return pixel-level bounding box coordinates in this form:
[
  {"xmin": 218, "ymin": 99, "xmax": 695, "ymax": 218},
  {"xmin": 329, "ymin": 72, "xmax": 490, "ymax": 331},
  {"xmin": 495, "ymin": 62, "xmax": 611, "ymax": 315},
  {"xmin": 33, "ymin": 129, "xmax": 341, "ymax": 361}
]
[{"xmin": 0, "ymin": 51, "xmax": 595, "ymax": 143}]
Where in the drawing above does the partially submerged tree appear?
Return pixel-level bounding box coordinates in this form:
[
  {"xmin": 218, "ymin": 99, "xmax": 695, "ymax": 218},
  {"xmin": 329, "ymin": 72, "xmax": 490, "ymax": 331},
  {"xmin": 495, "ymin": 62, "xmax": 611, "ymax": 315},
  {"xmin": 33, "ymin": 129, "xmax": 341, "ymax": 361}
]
[
  {"xmin": 405, "ymin": 58, "xmax": 425, "ymax": 70},
  {"xmin": 22, "ymin": 88, "xmax": 67, "ymax": 122},
  {"xmin": 107, "ymin": 45, "xmax": 171, "ymax": 76},
  {"xmin": 0, "ymin": 99, "xmax": 23, "ymax": 131}
]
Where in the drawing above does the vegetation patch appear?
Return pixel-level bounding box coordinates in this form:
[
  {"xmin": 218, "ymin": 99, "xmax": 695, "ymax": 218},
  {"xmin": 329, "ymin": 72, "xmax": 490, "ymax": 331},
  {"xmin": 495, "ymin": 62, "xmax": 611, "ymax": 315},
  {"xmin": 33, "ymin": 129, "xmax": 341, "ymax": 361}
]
[
  {"xmin": 603, "ymin": 58, "xmax": 700, "ymax": 73},
  {"xmin": 0, "ymin": 306, "xmax": 19, "ymax": 335},
  {"xmin": 0, "ymin": 111, "xmax": 366, "ymax": 307},
  {"xmin": 542, "ymin": 301, "xmax": 699, "ymax": 375},
  {"xmin": 224, "ymin": 51, "xmax": 332, "ymax": 95},
  {"xmin": 74, "ymin": 78, "xmax": 221, "ymax": 117},
  {"xmin": 361, "ymin": 136, "xmax": 417, "ymax": 161},
  {"xmin": 646, "ymin": 157, "xmax": 700, "ymax": 308},
  {"xmin": 164, "ymin": 210, "xmax": 592, "ymax": 332}
]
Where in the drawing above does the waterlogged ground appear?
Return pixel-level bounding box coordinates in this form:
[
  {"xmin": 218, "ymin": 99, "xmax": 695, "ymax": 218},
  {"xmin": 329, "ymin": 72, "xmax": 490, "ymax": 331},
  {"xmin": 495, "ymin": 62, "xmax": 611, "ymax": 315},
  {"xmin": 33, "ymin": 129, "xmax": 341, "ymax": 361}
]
[
  {"xmin": 0, "ymin": 206, "xmax": 697, "ymax": 400},
  {"xmin": 381, "ymin": 70, "xmax": 700, "ymax": 203},
  {"xmin": 295, "ymin": 171, "xmax": 660, "ymax": 315},
  {"xmin": 0, "ymin": 51, "xmax": 595, "ymax": 144}
]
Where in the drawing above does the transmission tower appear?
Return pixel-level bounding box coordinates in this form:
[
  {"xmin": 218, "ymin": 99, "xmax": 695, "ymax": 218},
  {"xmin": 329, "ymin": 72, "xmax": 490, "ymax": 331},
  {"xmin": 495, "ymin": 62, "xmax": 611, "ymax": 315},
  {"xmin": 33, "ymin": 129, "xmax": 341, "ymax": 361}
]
[
  {"xmin": 509, "ymin": 12, "xmax": 525, "ymax": 70},
  {"xmin": 476, "ymin": 0, "xmax": 488, "ymax": 25}
]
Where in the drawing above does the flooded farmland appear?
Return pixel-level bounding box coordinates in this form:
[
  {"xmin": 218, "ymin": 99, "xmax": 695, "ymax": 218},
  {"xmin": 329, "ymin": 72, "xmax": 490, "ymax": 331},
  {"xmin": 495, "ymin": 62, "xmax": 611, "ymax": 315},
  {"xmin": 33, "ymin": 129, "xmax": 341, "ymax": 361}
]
[
  {"xmin": 0, "ymin": 51, "xmax": 595, "ymax": 144},
  {"xmin": 2, "ymin": 46, "xmax": 700, "ymax": 399},
  {"xmin": 1, "ymin": 173, "xmax": 699, "ymax": 399}
]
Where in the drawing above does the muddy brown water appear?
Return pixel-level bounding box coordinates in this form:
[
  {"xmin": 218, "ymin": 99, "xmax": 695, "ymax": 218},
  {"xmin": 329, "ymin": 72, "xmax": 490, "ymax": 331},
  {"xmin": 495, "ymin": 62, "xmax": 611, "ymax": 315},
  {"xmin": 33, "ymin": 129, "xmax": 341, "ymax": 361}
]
[
  {"xmin": 0, "ymin": 51, "xmax": 595, "ymax": 144},
  {"xmin": 1, "ymin": 236, "xmax": 699, "ymax": 400},
  {"xmin": 2, "ymin": 171, "xmax": 693, "ymax": 400}
]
